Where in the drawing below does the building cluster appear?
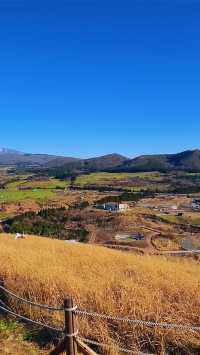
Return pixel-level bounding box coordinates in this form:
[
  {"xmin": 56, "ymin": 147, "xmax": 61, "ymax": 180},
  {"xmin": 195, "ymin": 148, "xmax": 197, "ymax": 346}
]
[
  {"xmin": 95, "ymin": 202, "xmax": 129, "ymax": 212},
  {"xmin": 191, "ymin": 198, "xmax": 200, "ymax": 210},
  {"xmin": 115, "ymin": 232, "xmax": 144, "ymax": 241}
]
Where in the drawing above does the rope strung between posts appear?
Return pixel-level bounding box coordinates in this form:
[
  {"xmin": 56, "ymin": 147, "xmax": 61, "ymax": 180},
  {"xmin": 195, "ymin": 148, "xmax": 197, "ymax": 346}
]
[
  {"xmin": 77, "ymin": 337, "xmax": 153, "ymax": 355},
  {"xmin": 64, "ymin": 305, "xmax": 77, "ymax": 312},
  {"xmin": 0, "ymin": 285, "xmax": 63, "ymax": 311},
  {"xmin": 0, "ymin": 304, "xmax": 63, "ymax": 333},
  {"xmin": 1, "ymin": 285, "xmax": 200, "ymax": 332},
  {"xmin": 66, "ymin": 330, "xmax": 79, "ymax": 337},
  {"xmin": 0, "ymin": 299, "xmax": 12, "ymax": 311},
  {"xmin": 75, "ymin": 309, "xmax": 200, "ymax": 332}
]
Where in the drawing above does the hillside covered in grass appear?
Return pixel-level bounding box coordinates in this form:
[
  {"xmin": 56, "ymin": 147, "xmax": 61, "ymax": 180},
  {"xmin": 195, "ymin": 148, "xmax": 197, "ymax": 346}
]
[{"xmin": 0, "ymin": 234, "xmax": 200, "ymax": 354}]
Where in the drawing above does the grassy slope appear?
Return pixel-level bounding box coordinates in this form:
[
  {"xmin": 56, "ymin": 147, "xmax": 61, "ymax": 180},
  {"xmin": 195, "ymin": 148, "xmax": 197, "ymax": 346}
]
[
  {"xmin": 75, "ymin": 172, "xmax": 160, "ymax": 185},
  {"xmin": 0, "ymin": 234, "xmax": 199, "ymax": 354}
]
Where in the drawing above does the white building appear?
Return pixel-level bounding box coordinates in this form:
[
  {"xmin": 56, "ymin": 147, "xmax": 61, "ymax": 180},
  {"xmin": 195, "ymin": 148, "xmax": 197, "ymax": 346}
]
[
  {"xmin": 118, "ymin": 203, "xmax": 129, "ymax": 211},
  {"xmin": 96, "ymin": 202, "xmax": 129, "ymax": 212},
  {"xmin": 191, "ymin": 198, "xmax": 200, "ymax": 210}
]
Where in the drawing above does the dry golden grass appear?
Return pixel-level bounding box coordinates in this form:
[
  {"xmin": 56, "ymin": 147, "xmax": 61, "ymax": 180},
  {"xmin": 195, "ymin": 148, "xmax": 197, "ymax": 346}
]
[
  {"xmin": 0, "ymin": 234, "xmax": 200, "ymax": 354},
  {"xmin": 151, "ymin": 235, "xmax": 182, "ymax": 251}
]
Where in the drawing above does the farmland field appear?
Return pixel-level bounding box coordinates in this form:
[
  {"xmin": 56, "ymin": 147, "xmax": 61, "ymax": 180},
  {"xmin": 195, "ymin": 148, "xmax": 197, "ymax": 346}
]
[
  {"xmin": 0, "ymin": 177, "xmax": 69, "ymax": 204},
  {"xmin": 74, "ymin": 171, "xmax": 163, "ymax": 192},
  {"xmin": 5, "ymin": 178, "xmax": 68, "ymax": 190},
  {"xmin": 75, "ymin": 171, "xmax": 161, "ymax": 185},
  {"xmin": 0, "ymin": 188, "xmax": 55, "ymax": 203}
]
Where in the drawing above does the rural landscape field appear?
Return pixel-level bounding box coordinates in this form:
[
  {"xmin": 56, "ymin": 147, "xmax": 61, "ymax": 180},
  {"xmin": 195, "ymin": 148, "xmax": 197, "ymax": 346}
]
[
  {"xmin": 1, "ymin": 1, "xmax": 200, "ymax": 354},
  {"xmin": 0, "ymin": 148, "xmax": 200, "ymax": 354}
]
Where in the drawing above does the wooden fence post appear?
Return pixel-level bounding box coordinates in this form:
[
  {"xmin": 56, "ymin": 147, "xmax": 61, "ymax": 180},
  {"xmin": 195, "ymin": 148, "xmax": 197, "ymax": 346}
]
[{"xmin": 64, "ymin": 297, "xmax": 77, "ymax": 355}]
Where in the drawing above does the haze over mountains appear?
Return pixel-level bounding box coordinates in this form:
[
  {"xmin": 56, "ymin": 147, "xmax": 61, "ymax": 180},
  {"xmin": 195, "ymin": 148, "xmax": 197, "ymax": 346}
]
[
  {"xmin": 0, "ymin": 148, "xmax": 76, "ymax": 166},
  {"xmin": 0, "ymin": 148, "xmax": 200, "ymax": 173}
]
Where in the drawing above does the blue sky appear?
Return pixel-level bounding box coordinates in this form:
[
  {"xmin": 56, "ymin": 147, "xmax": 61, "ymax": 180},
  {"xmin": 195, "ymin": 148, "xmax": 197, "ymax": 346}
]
[{"xmin": 0, "ymin": 0, "xmax": 199, "ymax": 158}]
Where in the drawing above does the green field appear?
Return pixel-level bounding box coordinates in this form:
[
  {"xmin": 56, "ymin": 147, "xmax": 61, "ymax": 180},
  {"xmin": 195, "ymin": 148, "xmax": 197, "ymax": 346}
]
[
  {"xmin": 124, "ymin": 186, "xmax": 144, "ymax": 192},
  {"xmin": 0, "ymin": 177, "xmax": 70, "ymax": 203},
  {"xmin": 6, "ymin": 178, "xmax": 68, "ymax": 190},
  {"xmin": 75, "ymin": 171, "xmax": 160, "ymax": 186},
  {"xmin": 159, "ymin": 215, "xmax": 179, "ymax": 224},
  {"xmin": 186, "ymin": 172, "xmax": 200, "ymax": 176},
  {"xmin": 0, "ymin": 189, "xmax": 55, "ymax": 203}
]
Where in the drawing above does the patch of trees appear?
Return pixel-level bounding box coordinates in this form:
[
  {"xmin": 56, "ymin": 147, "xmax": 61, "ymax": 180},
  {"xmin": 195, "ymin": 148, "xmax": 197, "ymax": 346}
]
[
  {"xmin": 96, "ymin": 191, "xmax": 155, "ymax": 204},
  {"xmin": 172, "ymin": 186, "xmax": 200, "ymax": 194},
  {"xmin": 45, "ymin": 164, "xmax": 82, "ymax": 179},
  {"xmin": 7, "ymin": 207, "xmax": 89, "ymax": 242},
  {"xmin": 67, "ymin": 228, "xmax": 89, "ymax": 242}
]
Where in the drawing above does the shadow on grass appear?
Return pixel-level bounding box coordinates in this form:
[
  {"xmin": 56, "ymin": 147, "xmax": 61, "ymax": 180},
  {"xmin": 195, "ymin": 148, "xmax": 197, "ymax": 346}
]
[{"xmin": 23, "ymin": 324, "xmax": 62, "ymax": 349}]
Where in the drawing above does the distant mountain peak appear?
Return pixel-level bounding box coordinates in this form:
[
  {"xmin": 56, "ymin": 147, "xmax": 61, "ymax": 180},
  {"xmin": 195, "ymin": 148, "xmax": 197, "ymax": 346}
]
[{"xmin": 0, "ymin": 147, "xmax": 23, "ymax": 155}]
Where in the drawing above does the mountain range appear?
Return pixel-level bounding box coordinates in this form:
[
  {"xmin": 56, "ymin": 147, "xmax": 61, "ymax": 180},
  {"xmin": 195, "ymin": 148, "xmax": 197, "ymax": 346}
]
[
  {"xmin": 0, "ymin": 148, "xmax": 77, "ymax": 166},
  {"xmin": 0, "ymin": 148, "xmax": 200, "ymax": 173}
]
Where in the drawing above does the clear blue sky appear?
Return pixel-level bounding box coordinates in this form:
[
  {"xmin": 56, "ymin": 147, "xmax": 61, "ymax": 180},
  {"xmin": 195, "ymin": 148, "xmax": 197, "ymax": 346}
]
[{"xmin": 0, "ymin": 0, "xmax": 199, "ymax": 158}]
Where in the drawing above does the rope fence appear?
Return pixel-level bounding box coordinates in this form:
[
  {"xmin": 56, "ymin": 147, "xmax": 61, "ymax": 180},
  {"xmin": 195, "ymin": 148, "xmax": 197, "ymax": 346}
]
[
  {"xmin": 0, "ymin": 285, "xmax": 63, "ymax": 311},
  {"xmin": 0, "ymin": 284, "xmax": 200, "ymax": 355},
  {"xmin": 0, "ymin": 303, "xmax": 62, "ymax": 332},
  {"xmin": 75, "ymin": 309, "xmax": 200, "ymax": 331}
]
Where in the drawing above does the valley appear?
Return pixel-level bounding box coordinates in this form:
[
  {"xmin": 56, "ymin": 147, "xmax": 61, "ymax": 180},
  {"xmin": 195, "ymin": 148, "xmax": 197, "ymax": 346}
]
[
  {"xmin": 0, "ymin": 164, "xmax": 200, "ymax": 255},
  {"xmin": 0, "ymin": 149, "xmax": 200, "ymax": 354}
]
